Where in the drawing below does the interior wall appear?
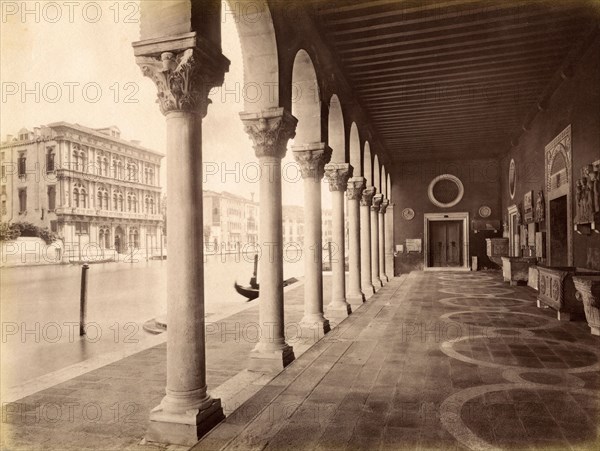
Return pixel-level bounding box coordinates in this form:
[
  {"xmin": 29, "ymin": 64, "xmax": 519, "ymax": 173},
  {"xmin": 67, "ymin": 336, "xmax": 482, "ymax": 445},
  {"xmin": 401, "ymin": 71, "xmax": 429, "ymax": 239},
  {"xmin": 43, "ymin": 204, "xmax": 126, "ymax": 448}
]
[
  {"xmin": 391, "ymin": 158, "xmax": 502, "ymax": 274},
  {"xmin": 499, "ymin": 37, "xmax": 600, "ymax": 270}
]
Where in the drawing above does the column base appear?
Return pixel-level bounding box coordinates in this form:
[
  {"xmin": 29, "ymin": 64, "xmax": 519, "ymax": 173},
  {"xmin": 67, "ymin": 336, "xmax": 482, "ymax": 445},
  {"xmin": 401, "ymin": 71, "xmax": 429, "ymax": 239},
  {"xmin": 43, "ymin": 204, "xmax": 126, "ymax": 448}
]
[
  {"xmin": 380, "ymin": 273, "xmax": 389, "ymax": 283},
  {"xmin": 300, "ymin": 314, "xmax": 330, "ymax": 335},
  {"xmin": 327, "ymin": 301, "xmax": 352, "ymax": 317},
  {"xmin": 146, "ymin": 398, "xmax": 224, "ymax": 446},
  {"xmin": 361, "ymin": 283, "xmax": 375, "ymax": 296},
  {"xmin": 372, "ymin": 277, "xmax": 383, "ymax": 290},
  {"xmin": 248, "ymin": 344, "xmax": 295, "ymax": 372},
  {"xmin": 347, "ymin": 292, "xmax": 366, "ymax": 305}
]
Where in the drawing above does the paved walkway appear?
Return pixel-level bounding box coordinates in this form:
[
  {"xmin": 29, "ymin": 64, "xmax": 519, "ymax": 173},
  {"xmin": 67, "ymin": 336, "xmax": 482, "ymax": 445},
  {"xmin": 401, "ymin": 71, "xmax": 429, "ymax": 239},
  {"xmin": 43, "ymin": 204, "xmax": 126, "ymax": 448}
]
[
  {"xmin": 1, "ymin": 276, "xmax": 343, "ymax": 451},
  {"xmin": 193, "ymin": 271, "xmax": 600, "ymax": 450},
  {"xmin": 3, "ymin": 271, "xmax": 599, "ymax": 450}
]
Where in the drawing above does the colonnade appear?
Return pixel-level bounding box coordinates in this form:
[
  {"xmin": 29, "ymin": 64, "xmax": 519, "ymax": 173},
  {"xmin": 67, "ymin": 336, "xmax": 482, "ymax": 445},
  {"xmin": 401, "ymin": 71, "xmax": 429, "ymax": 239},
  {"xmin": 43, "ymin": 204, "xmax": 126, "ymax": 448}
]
[{"xmin": 132, "ymin": 3, "xmax": 394, "ymax": 446}]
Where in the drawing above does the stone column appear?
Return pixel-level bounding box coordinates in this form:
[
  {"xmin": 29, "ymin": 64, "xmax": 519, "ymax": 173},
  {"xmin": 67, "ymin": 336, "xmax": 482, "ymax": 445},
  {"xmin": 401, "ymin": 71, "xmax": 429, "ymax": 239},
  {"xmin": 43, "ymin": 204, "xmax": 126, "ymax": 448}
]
[
  {"xmin": 324, "ymin": 162, "xmax": 353, "ymax": 316},
  {"xmin": 241, "ymin": 108, "xmax": 297, "ymax": 371},
  {"xmin": 135, "ymin": 40, "xmax": 229, "ymax": 445},
  {"xmin": 385, "ymin": 203, "xmax": 395, "ymax": 280},
  {"xmin": 371, "ymin": 194, "xmax": 383, "ymax": 288},
  {"xmin": 379, "ymin": 198, "xmax": 389, "ymax": 283},
  {"xmin": 360, "ymin": 187, "xmax": 376, "ymax": 297},
  {"xmin": 293, "ymin": 143, "xmax": 332, "ymax": 334},
  {"xmin": 346, "ymin": 177, "xmax": 366, "ymax": 305}
]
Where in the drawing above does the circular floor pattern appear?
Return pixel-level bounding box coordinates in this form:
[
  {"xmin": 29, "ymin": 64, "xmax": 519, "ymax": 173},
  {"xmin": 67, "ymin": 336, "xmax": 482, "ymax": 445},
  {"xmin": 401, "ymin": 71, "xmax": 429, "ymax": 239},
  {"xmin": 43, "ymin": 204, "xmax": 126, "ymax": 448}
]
[
  {"xmin": 439, "ymin": 296, "xmax": 530, "ymax": 309},
  {"xmin": 441, "ymin": 336, "xmax": 600, "ymax": 374},
  {"xmin": 439, "ymin": 280, "xmax": 505, "ymax": 286},
  {"xmin": 437, "ymin": 273, "xmax": 498, "ymax": 282},
  {"xmin": 439, "ymin": 286, "xmax": 515, "ymax": 296},
  {"xmin": 504, "ymin": 370, "xmax": 586, "ymax": 388},
  {"xmin": 441, "ymin": 311, "xmax": 554, "ymax": 331},
  {"xmin": 442, "ymin": 385, "xmax": 599, "ymax": 451}
]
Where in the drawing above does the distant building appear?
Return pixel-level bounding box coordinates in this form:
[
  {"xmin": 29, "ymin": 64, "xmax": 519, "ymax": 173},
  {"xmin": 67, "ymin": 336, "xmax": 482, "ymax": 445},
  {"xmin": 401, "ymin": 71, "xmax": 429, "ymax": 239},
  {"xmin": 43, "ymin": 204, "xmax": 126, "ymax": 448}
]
[
  {"xmin": 282, "ymin": 205, "xmax": 304, "ymax": 246},
  {"xmin": 0, "ymin": 123, "xmax": 164, "ymax": 255},
  {"xmin": 203, "ymin": 190, "xmax": 258, "ymax": 251},
  {"xmin": 200, "ymin": 190, "xmax": 335, "ymax": 253}
]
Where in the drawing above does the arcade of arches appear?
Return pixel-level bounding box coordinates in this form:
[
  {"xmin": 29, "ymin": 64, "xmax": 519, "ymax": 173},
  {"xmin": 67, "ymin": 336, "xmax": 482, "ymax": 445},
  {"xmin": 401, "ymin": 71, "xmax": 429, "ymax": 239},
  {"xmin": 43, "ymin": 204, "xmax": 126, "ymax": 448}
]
[{"xmin": 131, "ymin": 0, "xmax": 600, "ymax": 448}]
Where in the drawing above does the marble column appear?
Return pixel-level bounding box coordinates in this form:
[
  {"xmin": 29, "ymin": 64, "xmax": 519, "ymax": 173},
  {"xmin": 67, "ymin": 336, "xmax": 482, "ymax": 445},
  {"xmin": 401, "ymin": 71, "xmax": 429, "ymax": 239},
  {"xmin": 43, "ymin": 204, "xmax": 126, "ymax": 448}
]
[
  {"xmin": 241, "ymin": 108, "xmax": 297, "ymax": 371},
  {"xmin": 346, "ymin": 177, "xmax": 366, "ymax": 305},
  {"xmin": 134, "ymin": 40, "xmax": 229, "ymax": 445},
  {"xmin": 360, "ymin": 187, "xmax": 376, "ymax": 297},
  {"xmin": 371, "ymin": 194, "xmax": 383, "ymax": 288},
  {"xmin": 324, "ymin": 162, "xmax": 353, "ymax": 316},
  {"xmin": 385, "ymin": 203, "xmax": 395, "ymax": 280},
  {"xmin": 379, "ymin": 198, "xmax": 389, "ymax": 283},
  {"xmin": 293, "ymin": 143, "xmax": 332, "ymax": 333}
]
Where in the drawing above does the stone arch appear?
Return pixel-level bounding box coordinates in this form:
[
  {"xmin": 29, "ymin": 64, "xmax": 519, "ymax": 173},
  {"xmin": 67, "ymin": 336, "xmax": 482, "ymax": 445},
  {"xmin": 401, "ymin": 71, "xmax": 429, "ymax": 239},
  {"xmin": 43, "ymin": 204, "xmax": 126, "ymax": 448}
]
[
  {"xmin": 387, "ymin": 173, "xmax": 392, "ymax": 202},
  {"xmin": 227, "ymin": 0, "xmax": 279, "ymax": 111},
  {"xmin": 328, "ymin": 94, "xmax": 345, "ymax": 163},
  {"xmin": 374, "ymin": 154, "xmax": 380, "ymax": 193},
  {"xmin": 291, "ymin": 49, "xmax": 322, "ymax": 144},
  {"xmin": 363, "ymin": 141, "xmax": 372, "ymax": 185},
  {"xmin": 349, "ymin": 123, "xmax": 361, "ymax": 175}
]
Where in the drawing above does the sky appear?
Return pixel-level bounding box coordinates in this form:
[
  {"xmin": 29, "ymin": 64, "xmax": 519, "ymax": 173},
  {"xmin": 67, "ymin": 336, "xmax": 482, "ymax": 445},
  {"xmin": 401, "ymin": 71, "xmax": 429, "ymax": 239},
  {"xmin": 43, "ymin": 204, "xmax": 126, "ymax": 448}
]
[{"xmin": 1, "ymin": 1, "xmax": 326, "ymax": 207}]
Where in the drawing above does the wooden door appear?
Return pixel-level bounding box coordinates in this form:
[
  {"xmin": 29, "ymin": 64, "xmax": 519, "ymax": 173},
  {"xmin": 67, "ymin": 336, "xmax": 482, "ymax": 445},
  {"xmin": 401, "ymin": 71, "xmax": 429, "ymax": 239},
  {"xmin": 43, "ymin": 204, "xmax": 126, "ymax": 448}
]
[{"xmin": 429, "ymin": 220, "xmax": 462, "ymax": 267}]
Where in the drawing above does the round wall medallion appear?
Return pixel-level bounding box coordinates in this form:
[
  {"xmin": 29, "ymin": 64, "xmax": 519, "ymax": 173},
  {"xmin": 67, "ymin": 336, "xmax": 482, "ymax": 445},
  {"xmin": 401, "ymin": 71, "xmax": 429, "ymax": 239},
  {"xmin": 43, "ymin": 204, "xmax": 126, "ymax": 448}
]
[
  {"xmin": 428, "ymin": 174, "xmax": 464, "ymax": 208},
  {"xmin": 479, "ymin": 206, "xmax": 492, "ymax": 218},
  {"xmin": 509, "ymin": 159, "xmax": 516, "ymax": 199},
  {"xmin": 402, "ymin": 208, "xmax": 415, "ymax": 221}
]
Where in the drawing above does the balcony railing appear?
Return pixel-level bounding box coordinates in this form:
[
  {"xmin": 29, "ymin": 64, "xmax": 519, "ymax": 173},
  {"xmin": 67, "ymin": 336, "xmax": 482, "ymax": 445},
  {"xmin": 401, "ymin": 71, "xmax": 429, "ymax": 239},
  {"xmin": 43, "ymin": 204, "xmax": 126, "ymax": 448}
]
[{"xmin": 54, "ymin": 207, "xmax": 162, "ymax": 221}]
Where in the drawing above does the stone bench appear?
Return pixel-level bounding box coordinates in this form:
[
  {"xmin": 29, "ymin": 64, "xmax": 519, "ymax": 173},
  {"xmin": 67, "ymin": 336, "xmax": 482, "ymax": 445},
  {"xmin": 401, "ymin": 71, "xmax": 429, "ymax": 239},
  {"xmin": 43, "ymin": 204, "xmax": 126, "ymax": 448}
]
[
  {"xmin": 573, "ymin": 275, "xmax": 600, "ymax": 336},
  {"xmin": 537, "ymin": 266, "xmax": 600, "ymax": 321},
  {"xmin": 501, "ymin": 256, "xmax": 537, "ymax": 286}
]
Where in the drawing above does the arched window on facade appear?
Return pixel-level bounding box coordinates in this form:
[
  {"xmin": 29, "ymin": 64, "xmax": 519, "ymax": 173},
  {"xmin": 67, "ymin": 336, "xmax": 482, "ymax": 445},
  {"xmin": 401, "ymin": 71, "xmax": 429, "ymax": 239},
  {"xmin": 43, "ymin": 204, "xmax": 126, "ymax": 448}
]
[
  {"xmin": 128, "ymin": 228, "xmax": 139, "ymax": 249},
  {"xmin": 73, "ymin": 150, "xmax": 80, "ymax": 172},
  {"xmin": 128, "ymin": 164, "xmax": 134, "ymax": 181},
  {"xmin": 73, "ymin": 187, "xmax": 80, "ymax": 207}
]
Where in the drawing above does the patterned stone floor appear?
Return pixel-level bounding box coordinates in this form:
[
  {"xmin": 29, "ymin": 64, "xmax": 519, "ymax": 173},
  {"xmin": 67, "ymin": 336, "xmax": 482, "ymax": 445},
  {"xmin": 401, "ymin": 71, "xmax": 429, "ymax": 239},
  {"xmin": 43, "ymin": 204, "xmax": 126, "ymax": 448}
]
[
  {"xmin": 194, "ymin": 271, "xmax": 600, "ymax": 450},
  {"xmin": 3, "ymin": 271, "xmax": 599, "ymax": 450}
]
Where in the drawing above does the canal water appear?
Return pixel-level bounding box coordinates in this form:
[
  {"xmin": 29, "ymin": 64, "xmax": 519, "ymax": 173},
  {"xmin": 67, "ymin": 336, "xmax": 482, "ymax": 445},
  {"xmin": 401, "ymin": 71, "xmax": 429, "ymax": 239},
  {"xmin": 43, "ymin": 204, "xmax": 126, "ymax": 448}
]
[{"xmin": 0, "ymin": 252, "xmax": 304, "ymax": 393}]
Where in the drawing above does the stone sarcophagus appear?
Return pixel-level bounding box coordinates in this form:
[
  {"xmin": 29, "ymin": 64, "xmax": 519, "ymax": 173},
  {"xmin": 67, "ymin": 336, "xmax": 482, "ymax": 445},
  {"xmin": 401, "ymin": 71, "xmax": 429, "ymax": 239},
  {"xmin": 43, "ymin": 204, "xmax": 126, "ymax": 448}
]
[
  {"xmin": 486, "ymin": 238, "xmax": 509, "ymax": 266},
  {"xmin": 573, "ymin": 276, "xmax": 600, "ymax": 336},
  {"xmin": 537, "ymin": 266, "xmax": 600, "ymax": 321},
  {"xmin": 501, "ymin": 256, "xmax": 537, "ymax": 286},
  {"xmin": 528, "ymin": 265, "xmax": 539, "ymax": 290}
]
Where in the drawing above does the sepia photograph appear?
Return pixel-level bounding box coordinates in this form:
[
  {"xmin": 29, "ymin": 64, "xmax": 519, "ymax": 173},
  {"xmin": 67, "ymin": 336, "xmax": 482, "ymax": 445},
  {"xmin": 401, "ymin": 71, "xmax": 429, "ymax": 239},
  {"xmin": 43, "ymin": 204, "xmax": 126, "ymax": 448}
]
[{"xmin": 1, "ymin": 0, "xmax": 599, "ymax": 450}]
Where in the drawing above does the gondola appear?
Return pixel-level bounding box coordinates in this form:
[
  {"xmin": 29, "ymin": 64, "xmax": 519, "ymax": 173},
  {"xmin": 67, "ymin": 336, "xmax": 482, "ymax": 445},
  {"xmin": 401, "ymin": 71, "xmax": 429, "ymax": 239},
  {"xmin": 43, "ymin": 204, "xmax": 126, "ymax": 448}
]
[
  {"xmin": 234, "ymin": 254, "xmax": 260, "ymax": 301},
  {"xmin": 234, "ymin": 254, "xmax": 297, "ymax": 301}
]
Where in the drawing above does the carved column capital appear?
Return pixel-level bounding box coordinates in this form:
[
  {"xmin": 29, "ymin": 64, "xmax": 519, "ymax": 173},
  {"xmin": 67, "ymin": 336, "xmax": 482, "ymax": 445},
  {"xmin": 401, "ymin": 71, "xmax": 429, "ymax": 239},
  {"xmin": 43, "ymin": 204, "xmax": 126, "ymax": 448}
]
[
  {"xmin": 240, "ymin": 108, "xmax": 298, "ymax": 160},
  {"xmin": 371, "ymin": 194, "xmax": 383, "ymax": 211},
  {"xmin": 347, "ymin": 177, "xmax": 366, "ymax": 200},
  {"xmin": 324, "ymin": 163, "xmax": 353, "ymax": 192},
  {"xmin": 292, "ymin": 143, "xmax": 332, "ymax": 180},
  {"xmin": 360, "ymin": 186, "xmax": 376, "ymax": 207},
  {"xmin": 135, "ymin": 42, "xmax": 230, "ymax": 117},
  {"xmin": 380, "ymin": 199, "xmax": 389, "ymax": 214}
]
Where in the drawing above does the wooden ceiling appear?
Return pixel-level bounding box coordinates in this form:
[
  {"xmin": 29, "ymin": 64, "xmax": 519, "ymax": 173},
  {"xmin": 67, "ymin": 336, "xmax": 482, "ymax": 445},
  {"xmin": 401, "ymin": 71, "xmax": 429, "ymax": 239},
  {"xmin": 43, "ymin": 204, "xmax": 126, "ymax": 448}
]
[{"xmin": 308, "ymin": 0, "xmax": 599, "ymax": 162}]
